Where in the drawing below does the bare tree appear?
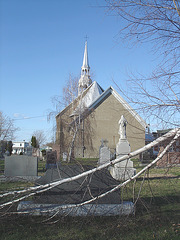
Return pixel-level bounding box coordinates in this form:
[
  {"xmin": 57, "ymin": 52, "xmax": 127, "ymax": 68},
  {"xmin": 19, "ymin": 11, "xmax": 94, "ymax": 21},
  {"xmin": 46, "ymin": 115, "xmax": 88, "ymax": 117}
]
[
  {"xmin": 48, "ymin": 74, "xmax": 79, "ymax": 118},
  {"xmin": 32, "ymin": 130, "xmax": 46, "ymax": 147},
  {"xmin": 62, "ymin": 74, "xmax": 79, "ymax": 106},
  {"xmin": 106, "ymin": 0, "xmax": 180, "ymax": 128},
  {"xmin": 48, "ymin": 74, "xmax": 79, "ymax": 156},
  {"xmin": 0, "ymin": 111, "xmax": 18, "ymax": 141},
  {"xmin": 47, "ymin": 74, "xmax": 79, "ymax": 143},
  {"xmin": 56, "ymin": 94, "xmax": 95, "ymax": 162},
  {"xmin": 48, "ymin": 74, "xmax": 95, "ymax": 162},
  {"xmin": 106, "ymin": 0, "xmax": 180, "ymax": 57}
]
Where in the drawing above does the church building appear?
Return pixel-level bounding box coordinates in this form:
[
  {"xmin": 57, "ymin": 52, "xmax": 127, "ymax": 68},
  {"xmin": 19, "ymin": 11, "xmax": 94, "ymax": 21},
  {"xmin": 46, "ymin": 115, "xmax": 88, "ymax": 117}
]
[{"xmin": 56, "ymin": 41, "xmax": 148, "ymax": 159}]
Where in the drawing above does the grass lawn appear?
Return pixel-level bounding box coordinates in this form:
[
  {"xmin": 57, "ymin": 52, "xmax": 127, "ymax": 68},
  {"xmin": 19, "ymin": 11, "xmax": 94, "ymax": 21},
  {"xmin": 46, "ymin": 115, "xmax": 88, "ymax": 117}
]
[
  {"xmin": 0, "ymin": 208, "xmax": 179, "ymax": 240},
  {"xmin": 0, "ymin": 159, "xmax": 179, "ymax": 239},
  {"xmin": 0, "ymin": 159, "xmax": 4, "ymax": 175}
]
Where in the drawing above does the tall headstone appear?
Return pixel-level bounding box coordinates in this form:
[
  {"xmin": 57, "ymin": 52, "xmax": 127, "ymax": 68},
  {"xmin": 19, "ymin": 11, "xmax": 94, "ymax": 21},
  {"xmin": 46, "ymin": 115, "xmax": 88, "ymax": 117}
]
[
  {"xmin": 109, "ymin": 115, "xmax": 136, "ymax": 181},
  {"xmin": 52, "ymin": 144, "xmax": 61, "ymax": 161},
  {"xmin": 98, "ymin": 139, "xmax": 111, "ymax": 165},
  {"xmin": 26, "ymin": 147, "xmax": 33, "ymax": 156},
  {"xmin": 63, "ymin": 152, "xmax": 68, "ymax": 162},
  {"xmin": 46, "ymin": 151, "xmax": 57, "ymax": 169}
]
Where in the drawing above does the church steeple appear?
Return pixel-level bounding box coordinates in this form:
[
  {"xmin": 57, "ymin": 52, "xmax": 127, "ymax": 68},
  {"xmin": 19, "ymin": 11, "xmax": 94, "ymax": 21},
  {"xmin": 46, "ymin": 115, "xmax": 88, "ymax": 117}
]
[
  {"xmin": 82, "ymin": 41, "xmax": 90, "ymax": 74},
  {"xmin": 78, "ymin": 41, "xmax": 92, "ymax": 96}
]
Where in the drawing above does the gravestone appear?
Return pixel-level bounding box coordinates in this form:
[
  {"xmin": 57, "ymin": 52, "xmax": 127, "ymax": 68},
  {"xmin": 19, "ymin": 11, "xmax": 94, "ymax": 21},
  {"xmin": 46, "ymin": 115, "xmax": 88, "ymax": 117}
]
[
  {"xmin": 17, "ymin": 165, "xmax": 134, "ymax": 216},
  {"xmin": 63, "ymin": 152, "xmax": 67, "ymax": 162},
  {"xmin": 5, "ymin": 155, "xmax": 38, "ymax": 176},
  {"xmin": 46, "ymin": 151, "xmax": 57, "ymax": 169},
  {"xmin": 32, "ymin": 148, "xmax": 41, "ymax": 158},
  {"xmin": 98, "ymin": 139, "xmax": 111, "ymax": 165},
  {"xmin": 26, "ymin": 147, "xmax": 33, "ymax": 156},
  {"xmin": 34, "ymin": 165, "xmax": 122, "ymax": 205},
  {"xmin": 52, "ymin": 144, "xmax": 60, "ymax": 161},
  {"xmin": 109, "ymin": 115, "xmax": 136, "ymax": 181}
]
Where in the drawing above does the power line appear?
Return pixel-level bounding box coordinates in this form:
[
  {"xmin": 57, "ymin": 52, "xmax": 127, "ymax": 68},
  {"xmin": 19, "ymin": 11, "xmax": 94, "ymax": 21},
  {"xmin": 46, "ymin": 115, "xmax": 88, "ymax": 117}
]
[{"xmin": 12, "ymin": 115, "xmax": 48, "ymax": 121}]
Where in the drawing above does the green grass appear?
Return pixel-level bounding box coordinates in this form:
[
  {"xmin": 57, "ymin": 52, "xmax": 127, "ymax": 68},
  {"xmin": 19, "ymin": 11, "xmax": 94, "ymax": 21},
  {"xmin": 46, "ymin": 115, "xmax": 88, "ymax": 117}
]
[
  {"xmin": 0, "ymin": 159, "xmax": 5, "ymax": 175},
  {"xmin": 38, "ymin": 160, "xmax": 46, "ymax": 176},
  {"xmin": 61, "ymin": 158, "xmax": 98, "ymax": 166},
  {"xmin": 0, "ymin": 211, "xmax": 179, "ymax": 240},
  {"xmin": 0, "ymin": 159, "xmax": 179, "ymax": 239},
  {"xmin": 0, "ymin": 182, "xmax": 33, "ymax": 192}
]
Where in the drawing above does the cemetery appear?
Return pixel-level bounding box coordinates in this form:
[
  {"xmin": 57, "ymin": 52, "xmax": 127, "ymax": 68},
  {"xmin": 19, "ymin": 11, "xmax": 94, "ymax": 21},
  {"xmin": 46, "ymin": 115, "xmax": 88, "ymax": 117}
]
[
  {"xmin": 0, "ymin": 150, "xmax": 179, "ymax": 239},
  {"xmin": 0, "ymin": 44, "xmax": 179, "ymax": 221},
  {"xmin": 0, "ymin": 116, "xmax": 179, "ymax": 220},
  {"xmin": 0, "ymin": 121, "xmax": 179, "ymax": 239},
  {"xmin": 0, "ymin": 28, "xmax": 179, "ymax": 240},
  {"xmin": 13, "ymin": 115, "xmax": 135, "ymax": 216}
]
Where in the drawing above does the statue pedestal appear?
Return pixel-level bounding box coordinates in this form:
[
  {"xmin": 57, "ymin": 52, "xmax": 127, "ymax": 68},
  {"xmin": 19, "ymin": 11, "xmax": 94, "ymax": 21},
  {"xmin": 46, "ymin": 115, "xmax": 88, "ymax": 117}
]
[
  {"xmin": 109, "ymin": 139, "xmax": 136, "ymax": 181},
  {"xmin": 116, "ymin": 139, "xmax": 131, "ymax": 166},
  {"xmin": 109, "ymin": 164, "xmax": 136, "ymax": 181}
]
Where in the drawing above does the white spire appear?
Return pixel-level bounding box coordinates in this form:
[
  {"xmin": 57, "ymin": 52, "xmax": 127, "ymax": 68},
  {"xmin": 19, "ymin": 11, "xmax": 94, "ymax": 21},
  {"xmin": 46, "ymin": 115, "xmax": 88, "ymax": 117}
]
[
  {"xmin": 78, "ymin": 41, "xmax": 92, "ymax": 96},
  {"xmin": 82, "ymin": 41, "xmax": 89, "ymax": 69}
]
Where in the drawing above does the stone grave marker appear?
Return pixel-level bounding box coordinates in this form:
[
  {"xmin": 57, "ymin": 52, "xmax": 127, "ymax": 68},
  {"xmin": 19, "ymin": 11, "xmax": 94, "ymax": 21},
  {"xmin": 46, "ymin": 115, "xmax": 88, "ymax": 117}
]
[
  {"xmin": 52, "ymin": 144, "xmax": 60, "ymax": 161},
  {"xmin": 26, "ymin": 147, "xmax": 33, "ymax": 156},
  {"xmin": 98, "ymin": 139, "xmax": 111, "ymax": 165},
  {"xmin": 35, "ymin": 165, "xmax": 123, "ymax": 205},
  {"xmin": 63, "ymin": 152, "xmax": 67, "ymax": 162},
  {"xmin": 46, "ymin": 151, "xmax": 57, "ymax": 169},
  {"xmin": 5, "ymin": 155, "xmax": 38, "ymax": 177},
  {"xmin": 18, "ymin": 165, "xmax": 134, "ymax": 216}
]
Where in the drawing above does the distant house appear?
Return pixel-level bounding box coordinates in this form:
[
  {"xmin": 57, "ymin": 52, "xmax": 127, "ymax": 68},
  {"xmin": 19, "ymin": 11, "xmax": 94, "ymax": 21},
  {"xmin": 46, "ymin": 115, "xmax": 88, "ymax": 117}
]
[
  {"xmin": 12, "ymin": 141, "xmax": 30, "ymax": 155},
  {"xmin": 55, "ymin": 41, "xmax": 148, "ymax": 159},
  {"xmin": 141, "ymin": 131, "xmax": 156, "ymax": 160},
  {"xmin": 153, "ymin": 129, "xmax": 180, "ymax": 154},
  {"xmin": 152, "ymin": 129, "xmax": 180, "ymax": 167}
]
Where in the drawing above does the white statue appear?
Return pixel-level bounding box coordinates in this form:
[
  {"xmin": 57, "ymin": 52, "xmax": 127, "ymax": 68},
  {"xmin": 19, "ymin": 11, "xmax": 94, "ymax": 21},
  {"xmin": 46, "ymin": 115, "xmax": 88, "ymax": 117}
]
[{"xmin": 118, "ymin": 115, "xmax": 128, "ymax": 140}]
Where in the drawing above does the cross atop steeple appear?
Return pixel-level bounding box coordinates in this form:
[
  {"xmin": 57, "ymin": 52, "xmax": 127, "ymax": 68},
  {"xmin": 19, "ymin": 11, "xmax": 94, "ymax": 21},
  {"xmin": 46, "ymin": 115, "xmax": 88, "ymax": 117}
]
[
  {"xmin": 84, "ymin": 35, "xmax": 89, "ymax": 41},
  {"xmin": 78, "ymin": 41, "xmax": 92, "ymax": 96}
]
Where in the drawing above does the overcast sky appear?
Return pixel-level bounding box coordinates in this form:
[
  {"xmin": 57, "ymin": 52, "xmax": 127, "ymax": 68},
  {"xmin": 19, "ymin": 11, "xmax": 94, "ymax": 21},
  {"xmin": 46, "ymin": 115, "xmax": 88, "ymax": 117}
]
[{"xmin": 0, "ymin": 0, "xmax": 158, "ymax": 142}]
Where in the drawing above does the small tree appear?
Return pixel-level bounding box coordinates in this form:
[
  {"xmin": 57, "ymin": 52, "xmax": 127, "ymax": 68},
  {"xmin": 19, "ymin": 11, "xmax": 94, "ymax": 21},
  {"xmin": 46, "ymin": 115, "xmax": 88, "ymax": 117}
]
[
  {"xmin": 7, "ymin": 141, "xmax": 13, "ymax": 155},
  {"xmin": 31, "ymin": 136, "xmax": 38, "ymax": 148}
]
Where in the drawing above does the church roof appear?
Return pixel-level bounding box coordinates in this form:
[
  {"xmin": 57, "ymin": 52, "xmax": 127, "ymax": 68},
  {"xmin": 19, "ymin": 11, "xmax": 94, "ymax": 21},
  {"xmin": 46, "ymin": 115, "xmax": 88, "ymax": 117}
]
[
  {"xmin": 56, "ymin": 81, "xmax": 104, "ymax": 118},
  {"xmin": 56, "ymin": 81, "xmax": 147, "ymax": 129},
  {"xmin": 72, "ymin": 81, "xmax": 104, "ymax": 115}
]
